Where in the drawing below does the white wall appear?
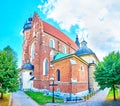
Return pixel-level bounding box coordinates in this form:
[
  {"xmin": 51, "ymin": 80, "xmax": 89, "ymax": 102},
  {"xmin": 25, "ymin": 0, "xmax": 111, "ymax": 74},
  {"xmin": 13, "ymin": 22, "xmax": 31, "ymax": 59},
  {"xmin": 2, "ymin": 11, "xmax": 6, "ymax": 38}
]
[{"xmin": 21, "ymin": 70, "xmax": 33, "ymax": 90}]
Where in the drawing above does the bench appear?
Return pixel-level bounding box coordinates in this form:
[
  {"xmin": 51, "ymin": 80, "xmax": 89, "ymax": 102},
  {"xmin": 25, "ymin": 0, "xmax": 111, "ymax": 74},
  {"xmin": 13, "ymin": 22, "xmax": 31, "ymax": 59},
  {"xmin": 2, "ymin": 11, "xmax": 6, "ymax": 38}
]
[{"xmin": 65, "ymin": 96, "xmax": 83, "ymax": 103}]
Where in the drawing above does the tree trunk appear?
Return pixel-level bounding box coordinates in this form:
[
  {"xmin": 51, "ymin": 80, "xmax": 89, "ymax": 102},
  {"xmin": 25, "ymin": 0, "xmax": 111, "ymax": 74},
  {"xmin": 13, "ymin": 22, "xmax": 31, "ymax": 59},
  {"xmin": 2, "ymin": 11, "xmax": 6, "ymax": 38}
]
[
  {"xmin": 0, "ymin": 93, "xmax": 3, "ymax": 99},
  {"xmin": 113, "ymin": 85, "xmax": 116, "ymax": 101}
]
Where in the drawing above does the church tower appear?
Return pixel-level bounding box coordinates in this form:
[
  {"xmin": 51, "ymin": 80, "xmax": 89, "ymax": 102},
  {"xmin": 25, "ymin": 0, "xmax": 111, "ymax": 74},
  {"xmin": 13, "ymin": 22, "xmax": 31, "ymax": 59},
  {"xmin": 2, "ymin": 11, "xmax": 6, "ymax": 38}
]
[{"xmin": 22, "ymin": 17, "xmax": 32, "ymax": 64}]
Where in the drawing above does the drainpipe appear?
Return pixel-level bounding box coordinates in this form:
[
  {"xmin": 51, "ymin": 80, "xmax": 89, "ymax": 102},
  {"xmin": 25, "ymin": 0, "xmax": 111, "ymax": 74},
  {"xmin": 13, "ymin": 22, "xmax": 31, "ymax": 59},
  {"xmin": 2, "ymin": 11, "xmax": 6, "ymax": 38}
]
[{"xmin": 88, "ymin": 62, "xmax": 95, "ymax": 93}]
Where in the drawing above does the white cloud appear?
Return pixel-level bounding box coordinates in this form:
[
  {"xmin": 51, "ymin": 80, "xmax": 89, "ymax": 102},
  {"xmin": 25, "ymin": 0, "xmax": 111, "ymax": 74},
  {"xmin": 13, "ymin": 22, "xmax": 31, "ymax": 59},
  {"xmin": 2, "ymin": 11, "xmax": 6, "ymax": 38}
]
[
  {"xmin": 20, "ymin": 29, "xmax": 23, "ymax": 36},
  {"xmin": 38, "ymin": 0, "xmax": 120, "ymax": 61},
  {"xmin": 37, "ymin": 5, "xmax": 42, "ymax": 10}
]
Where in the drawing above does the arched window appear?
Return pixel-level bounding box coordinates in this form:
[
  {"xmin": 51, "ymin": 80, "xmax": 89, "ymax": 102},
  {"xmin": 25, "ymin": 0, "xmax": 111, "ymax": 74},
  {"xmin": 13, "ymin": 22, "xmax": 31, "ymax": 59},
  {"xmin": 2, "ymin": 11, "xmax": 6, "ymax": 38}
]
[
  {"xmin": 43, "ymin": 59, "xmax": 49, "ymax": 75},
  {"xmin": 57, "ymin": 69, "xmax": 60, "ymax": 81},
  {"xmin": 62, "ymin": 46, "xmax": 66, "ymax": 54},
  {"xmin": 30, "ymin": 42, "xmax": 35, "ymax": 61},
  {"xmin": 49, "ymin": 39, "xmax": 55, "ymax": 48}
]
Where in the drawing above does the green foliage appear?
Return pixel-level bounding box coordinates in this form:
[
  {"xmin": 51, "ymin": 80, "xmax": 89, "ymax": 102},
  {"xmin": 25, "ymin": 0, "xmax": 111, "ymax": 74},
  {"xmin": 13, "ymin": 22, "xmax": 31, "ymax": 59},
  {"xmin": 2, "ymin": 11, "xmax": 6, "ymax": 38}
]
[
  {"xmin": 3, "ymin": 46, "xmax": 17, "ymax": 61},
  {"xmin": 95, "ymin": 51, "xmax": 120, "ymax": 89},
  {"xmin": 94, "ymin": 51, "xmax": 120, "ymax": 100},
  {"xmin": 0, "ymin": 46, "xmax": 19, "ymax": 96}
]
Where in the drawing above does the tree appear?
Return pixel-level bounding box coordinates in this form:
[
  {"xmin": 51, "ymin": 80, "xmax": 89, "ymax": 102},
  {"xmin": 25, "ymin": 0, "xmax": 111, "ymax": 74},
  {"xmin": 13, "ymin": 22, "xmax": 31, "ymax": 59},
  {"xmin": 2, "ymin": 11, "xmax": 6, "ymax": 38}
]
[
  {"xmin": 94, "ymin": 51, "xmax": 120, "ymax": 101},
  {"xmin": 0, "ymin": 46, "xmax": 19, "ymax": 99}
]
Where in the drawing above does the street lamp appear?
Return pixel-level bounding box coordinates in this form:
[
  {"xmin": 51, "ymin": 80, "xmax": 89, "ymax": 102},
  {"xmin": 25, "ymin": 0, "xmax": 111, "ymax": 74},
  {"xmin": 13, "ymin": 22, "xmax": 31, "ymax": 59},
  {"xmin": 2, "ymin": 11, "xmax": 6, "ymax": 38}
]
[{"xmin": 49, "ymin": 78, "xmax": 55, "ymax": 103}]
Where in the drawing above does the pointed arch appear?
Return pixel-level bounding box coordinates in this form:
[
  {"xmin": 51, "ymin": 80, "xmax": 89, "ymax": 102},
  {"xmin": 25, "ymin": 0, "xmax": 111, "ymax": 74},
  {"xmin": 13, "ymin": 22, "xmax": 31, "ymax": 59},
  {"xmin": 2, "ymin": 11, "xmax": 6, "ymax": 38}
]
[{"xmin": 43, "ymin": 58, "xmax": 49, "ymax": 75}]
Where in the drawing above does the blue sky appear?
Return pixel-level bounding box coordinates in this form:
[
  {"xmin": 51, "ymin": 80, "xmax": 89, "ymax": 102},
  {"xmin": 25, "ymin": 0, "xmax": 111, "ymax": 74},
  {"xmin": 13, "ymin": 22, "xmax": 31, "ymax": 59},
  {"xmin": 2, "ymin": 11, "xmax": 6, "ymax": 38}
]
[
  {"xmin": 1, "ymin": 0, "xmax": 120, "ymax": 67},
  {"xmin": 0, "ymin": 0, "xmax": 45, "ymax": 66}
]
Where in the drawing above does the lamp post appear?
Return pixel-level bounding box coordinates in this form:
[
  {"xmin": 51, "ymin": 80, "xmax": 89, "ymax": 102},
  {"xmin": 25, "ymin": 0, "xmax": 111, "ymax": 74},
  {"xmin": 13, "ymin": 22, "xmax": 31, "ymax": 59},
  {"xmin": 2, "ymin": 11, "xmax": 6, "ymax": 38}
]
[
  {"xmin": 52, "ymin": 78, "xmax": 55, "ymax": 103},
  {"xmin": 88, "ymin": 62, "xmax": 95, "ymax": 93},
  {"xmin": 49, "ymin": 78, "xmax": 56, "ymax": 103}
]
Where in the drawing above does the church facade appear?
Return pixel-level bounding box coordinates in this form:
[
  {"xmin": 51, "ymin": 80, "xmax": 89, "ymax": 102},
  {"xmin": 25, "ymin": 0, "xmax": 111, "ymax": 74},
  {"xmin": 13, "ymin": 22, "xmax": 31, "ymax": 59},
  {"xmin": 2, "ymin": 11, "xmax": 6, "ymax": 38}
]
[{"xmin": 21, "ymin": 13, "xmax": 99, "ymax": 96}]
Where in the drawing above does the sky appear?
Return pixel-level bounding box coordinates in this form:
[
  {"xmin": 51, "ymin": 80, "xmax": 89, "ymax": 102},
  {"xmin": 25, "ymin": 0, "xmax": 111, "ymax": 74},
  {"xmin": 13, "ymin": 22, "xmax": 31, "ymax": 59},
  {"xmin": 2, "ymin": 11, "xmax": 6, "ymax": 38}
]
[{"xmin": 0, "ymin": 0, "xmax": 120, "ymax": 67}]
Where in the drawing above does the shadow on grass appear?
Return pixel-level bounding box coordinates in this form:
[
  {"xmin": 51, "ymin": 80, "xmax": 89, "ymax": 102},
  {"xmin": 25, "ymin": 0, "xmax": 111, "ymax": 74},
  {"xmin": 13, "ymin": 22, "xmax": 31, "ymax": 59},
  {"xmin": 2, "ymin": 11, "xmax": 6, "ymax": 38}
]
[
  {"xmin": 104, "ymin": 88, "xmax": 120, "ymax": 106},
  {"xmin": 0, "ymin": 93, "xmax": 10, "ymax": 106},
  {"xmin": 104, "ymin": 99, "xmax": 120, "ymax": 106}
]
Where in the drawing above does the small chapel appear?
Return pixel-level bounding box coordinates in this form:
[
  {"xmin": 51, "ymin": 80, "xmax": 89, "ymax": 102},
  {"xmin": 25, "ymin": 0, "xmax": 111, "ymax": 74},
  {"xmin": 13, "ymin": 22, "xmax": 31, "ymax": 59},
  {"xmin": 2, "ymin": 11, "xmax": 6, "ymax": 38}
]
[{"xmin": 20, "ymin": 12, "xmax": 99, "ymax": 96}]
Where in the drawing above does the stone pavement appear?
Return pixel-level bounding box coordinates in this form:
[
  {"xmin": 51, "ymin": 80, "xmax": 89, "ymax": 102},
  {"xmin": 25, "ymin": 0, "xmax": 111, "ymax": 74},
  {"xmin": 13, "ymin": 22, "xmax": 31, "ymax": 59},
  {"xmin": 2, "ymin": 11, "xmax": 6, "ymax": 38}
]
[
  {"xmin": 10, "ymin": 90, "xmax": 40, "ymax": 106},
  {"xmin": 10, "ymin": 88, "xmax": 109, "ymax": 106}
]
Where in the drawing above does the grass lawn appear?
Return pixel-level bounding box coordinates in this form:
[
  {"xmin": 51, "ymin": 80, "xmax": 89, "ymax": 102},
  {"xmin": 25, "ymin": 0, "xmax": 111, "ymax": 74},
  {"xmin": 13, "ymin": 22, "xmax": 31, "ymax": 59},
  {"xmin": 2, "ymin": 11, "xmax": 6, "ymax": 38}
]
[
  {"xmin": 104, "ymin": 88, "xmax": 120, "ymax": 106},
  {"xmin": 106, "ymin": 88, "xmax": 119, "ymax": 100},
  {"xmin": 25, "ymin": 91, "xmax": 64, "ymax": 105},
  {"xmin": 0, "ymin": 93, "xmax": 10, "ymax": 106}
]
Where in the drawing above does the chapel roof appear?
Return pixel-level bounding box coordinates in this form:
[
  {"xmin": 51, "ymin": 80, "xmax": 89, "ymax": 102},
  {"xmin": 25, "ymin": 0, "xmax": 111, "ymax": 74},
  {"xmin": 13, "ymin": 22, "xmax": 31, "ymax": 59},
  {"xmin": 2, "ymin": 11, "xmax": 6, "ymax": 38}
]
[
  {"xmin": 53, "ymin": 53, "xmax": 70, "ymax": 61},
  {"xmin": 52, "ymin": 53, "xmax": 88, "ymax": 65},
  {"xmin": 75, "ymin": 40, "xmax": 94, "ymax": 56}
]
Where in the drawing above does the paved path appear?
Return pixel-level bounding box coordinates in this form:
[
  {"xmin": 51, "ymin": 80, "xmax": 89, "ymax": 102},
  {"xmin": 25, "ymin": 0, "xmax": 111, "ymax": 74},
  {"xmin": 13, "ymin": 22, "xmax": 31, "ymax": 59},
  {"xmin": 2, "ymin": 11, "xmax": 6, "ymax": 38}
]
[
  {"xmin": 46, "ymin": 88, "xmax": 110, "ymax": 106},
  {"xmin": 10, "ymin": 90, "xmax": 40, "ymax": 106},
  {"xmin": 87, "ymin": 88, "xmax": 110, "ymax": 106}
]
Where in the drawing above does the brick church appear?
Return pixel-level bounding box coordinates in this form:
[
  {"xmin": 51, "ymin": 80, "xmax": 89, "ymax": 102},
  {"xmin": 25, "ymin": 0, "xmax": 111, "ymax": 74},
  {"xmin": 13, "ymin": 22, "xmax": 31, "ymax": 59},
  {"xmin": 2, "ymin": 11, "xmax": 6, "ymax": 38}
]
[{"xmin": 20, "ymin": 12, "xmax": 99, "ymax": 96}]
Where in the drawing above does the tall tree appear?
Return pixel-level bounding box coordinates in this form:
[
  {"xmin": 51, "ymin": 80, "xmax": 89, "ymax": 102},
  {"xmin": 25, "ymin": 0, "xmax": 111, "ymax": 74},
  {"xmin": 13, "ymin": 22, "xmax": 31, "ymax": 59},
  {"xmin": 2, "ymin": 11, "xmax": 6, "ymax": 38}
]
[
  {"xmin": 0, "ymin": 46, "xmax": 19, "ymax": 99},
  {"xmin": 94, "ymin": 51, "xmax": 120, "ymax": 101}
]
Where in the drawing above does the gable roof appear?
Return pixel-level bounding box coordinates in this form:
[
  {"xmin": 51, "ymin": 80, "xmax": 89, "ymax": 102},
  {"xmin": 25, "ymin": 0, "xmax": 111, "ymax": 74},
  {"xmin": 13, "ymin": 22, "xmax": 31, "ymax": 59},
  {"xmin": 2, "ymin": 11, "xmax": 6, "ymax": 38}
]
[{"xmin": 43, "ymin": 21, "xmax": 78, "ymax": 50}]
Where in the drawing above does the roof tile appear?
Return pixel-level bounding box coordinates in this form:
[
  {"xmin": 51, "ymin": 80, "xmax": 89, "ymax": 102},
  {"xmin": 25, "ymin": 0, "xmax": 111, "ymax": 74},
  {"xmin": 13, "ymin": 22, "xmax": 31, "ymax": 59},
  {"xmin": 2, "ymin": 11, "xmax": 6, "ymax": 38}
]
[{"xmin": 43, "ymin": 21, "xmax": 78, "ymax": 50}]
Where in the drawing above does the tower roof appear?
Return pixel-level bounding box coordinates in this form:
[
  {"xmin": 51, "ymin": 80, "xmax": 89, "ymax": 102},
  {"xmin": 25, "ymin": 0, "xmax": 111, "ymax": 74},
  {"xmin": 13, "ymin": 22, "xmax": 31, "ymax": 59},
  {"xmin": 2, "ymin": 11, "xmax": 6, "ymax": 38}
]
[
  {"xmin": 75, "ymin": 34, "xmax": 80, "ymax": 48},
  {"xmin": 22, "ymin": 60, "xmax": 34, "ymax": 70},
  {"xmin": 23, "ymin": 17, "xmax": 32, "ymax": 33},
  {"xmin": 22, "ymin": 63, "xmax": 34, "ymax": 70}
]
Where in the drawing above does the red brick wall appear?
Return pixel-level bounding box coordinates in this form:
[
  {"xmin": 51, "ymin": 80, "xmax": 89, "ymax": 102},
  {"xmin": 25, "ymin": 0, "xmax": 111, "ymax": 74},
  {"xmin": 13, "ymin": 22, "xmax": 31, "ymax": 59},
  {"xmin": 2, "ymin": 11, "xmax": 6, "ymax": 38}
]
[
  {"xmin": 52, "ymin": 59, "xmax": 71, "ymax": 82},
  {"xmin": 49, "ymin": 57, "xmax": 88, "ymax": 93},
  {"xmin": 34, "ymin": 80, "xmax": 50, "ymax": 89},
  {"xmin": 71, "ymin": 57, "xmax": 88, "ymax": 82},
  {"xmin": 71, "ymin": 57, "xmax": 88, "ymax": 93}
]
